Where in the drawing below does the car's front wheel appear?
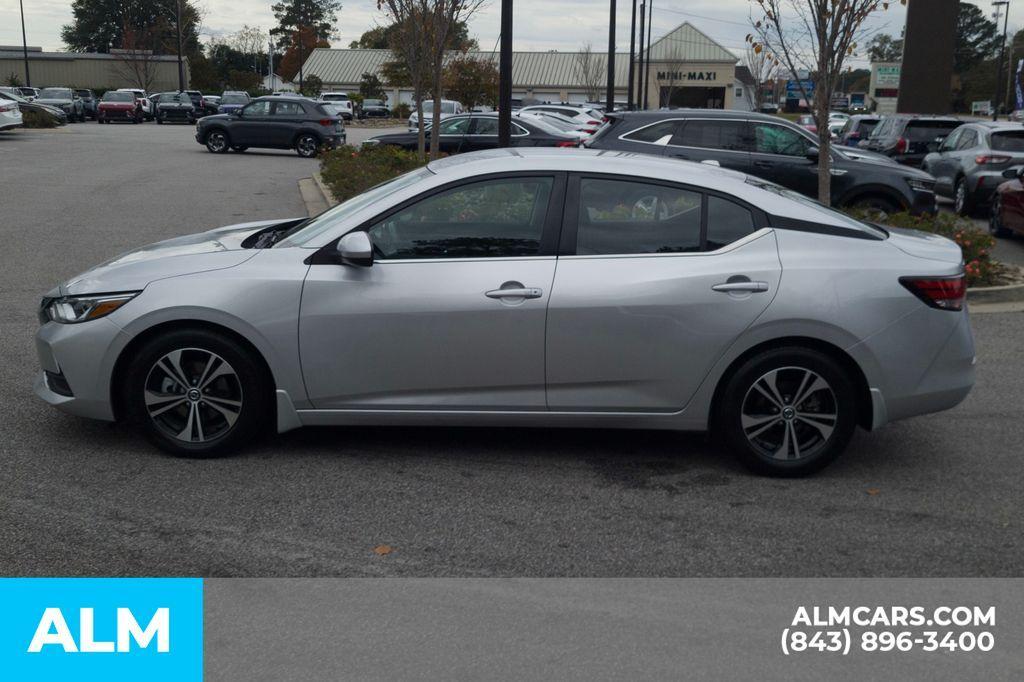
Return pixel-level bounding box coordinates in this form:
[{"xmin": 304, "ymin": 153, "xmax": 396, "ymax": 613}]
[
  {"xmin": 295, "ymin": 133, "xmax": 321, "ymax": 158},
  {"xmin": 123, "ymin": 329, "xmax": 271, "ymax": 457},
  {"xmin": 990, "ymin": 195, "xmax": 1011, "ymax": 237},
  {"xmin": 717, "ymin": 347, "xmax": 858, "ymax": 477},
  {"xmin": 205, "ymin": 129, "xmax": 230, "ymax": 153}
]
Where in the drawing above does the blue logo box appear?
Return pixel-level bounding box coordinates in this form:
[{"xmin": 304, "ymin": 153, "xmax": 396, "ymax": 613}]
[{"xmin": 0, "ymin": 578, "xmax": 202, "ymax": 681}]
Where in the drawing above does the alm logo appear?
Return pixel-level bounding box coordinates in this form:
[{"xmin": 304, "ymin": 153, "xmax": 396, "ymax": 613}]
[{"xmin": 27, "ymin": 607, "xmax": 170, "ymax": 653}]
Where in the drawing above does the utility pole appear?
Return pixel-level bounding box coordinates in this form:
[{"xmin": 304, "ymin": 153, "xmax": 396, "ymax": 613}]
[
  {"xmin": 498, "ymin": 0, "xmax": 513, "ymax": 146},
  {"xmin": 19, "ymin": 0, "xmax": 31, "ymax": 86},
  {"xmin": 637, "ymin": 1, "xmax": 645, "ymax": 110},
  {"xmin": 627, "ymin": 0, "xmax": 637, "ymax": 109},
  {"xmin": 643, "ymin": 0, "xmax": 653, "ymax": 109},
  {"xmin": 269, "ymin": 36, "xmax": 276, "ymax": 92},
  {"xmin": 606, "ymin": 0, "xmax": 617, "ymax": 112},
  {"xmin": 993, "ymin": 0, "xmax": 1010, "ymax": 120},
  {"xmin": 174, "ymin": 0, "xmax": 185, "ymax": 90}
]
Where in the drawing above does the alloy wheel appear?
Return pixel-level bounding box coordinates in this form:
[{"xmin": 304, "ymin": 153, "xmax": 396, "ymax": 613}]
[
  {"xmin": 297, "ymin": 135, "xmax": 319, "ymax": 157},
  {"xmin": 955, "ymin": 181, "xmax": 966, "ymax": 214},
  {"xmin": 207, "ymin": 131, "xmax": 227, "ymax": 152},
  {"xmin": 143, "ymin": 348, "xmax": 243, "ymax": 444},
  {"xmin": 740, "ymin": 366, "xmax": 838, "ymax": 461}
]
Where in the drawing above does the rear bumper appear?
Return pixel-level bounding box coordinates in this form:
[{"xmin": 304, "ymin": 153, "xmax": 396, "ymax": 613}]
[{"xmin": 967, "ymin": 171, "xmax": 1010, "ymax": 205}]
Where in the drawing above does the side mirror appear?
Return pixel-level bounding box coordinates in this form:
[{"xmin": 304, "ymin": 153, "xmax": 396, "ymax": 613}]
[
  {"xmin": 232, "ymin": 109, "xmax": 243, "ymax": 116},
  {"xmin": 1003, "ymin": 167, "xmax": 1024, "ymax": 179},
  {"xmin": 337, "ymin": 231, "xmax": 373, "ymax": 267},
  {"xmin": 805, "ymin": 146, "xmax": 820, "ymax": 162}
]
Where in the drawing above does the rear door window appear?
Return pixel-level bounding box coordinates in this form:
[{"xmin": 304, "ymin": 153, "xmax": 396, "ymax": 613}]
[
  {"xmin": 905, "ymin": 120, "xmax": 960, "ymax": 143},
  {"xmin": 622, "ymin": 120, "xmax": 679, "ymax": 144},
  {"xmin": 991, "ymin": 131, "xmax": 1024, "ymax": 151},
  {"xmin": 706, "ymin": 196, "xmax": 756, "ymax": 250},
  {"xmin": 672, "ymin": 120, "xmax": 751, "ymax": 152},
  {"xmin": 752, "ymin": 123, "xmax": 813, "ymax": 156}
]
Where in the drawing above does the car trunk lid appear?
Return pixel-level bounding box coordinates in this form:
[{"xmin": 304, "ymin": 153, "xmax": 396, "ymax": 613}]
[{"xmin": 885, "ymin": 226, "xmax": 964, "ymax": 264}]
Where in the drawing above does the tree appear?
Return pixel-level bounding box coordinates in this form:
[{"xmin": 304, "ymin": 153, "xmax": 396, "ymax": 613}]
[
  {"xmin": 111, "ymin": 25, "xmax": 162, "ymax": 91},
  {"xmin": 744, "ymin": 44, "xmax": 777, "ymax": 112},
  {"xmin": 955, "ymin": 2, "xmax": 1001, "ymax": 73},
  {"xmin": 443, "ymin": 54, "xmax": 498, "ymax": 109},
  {"xmin": 378, "ymin": 1, "xmax": 433, "ymax": 159},
  {"xmin": 276, "ymin": 26, "xmax": 330, "ymax": 83},
  {"xmin": 301, "ymin": 74, "xmax": 323, "ymax": 97},
  {"xmin": 62, "ymin": 0, "xmax": 202, "ymax": 57},
  {"xmin": 866, "ymin": 33, "xmax": 903, "ymax": 62},
  {"xmin": 349, "ymin": 20, "xmax": 478, "ymax": 50},
  {"xmin": 748, "ymin": 0, "xmax": 905, "ymax": 205},
  {"xmin": 359, "ymin": 72, "xmax": 386, "ymax": 99},
  {"xmin": 573, "ymin": 43, "xmax": 605, "ymax": 103},
  {"xmin": 232, "ymin": 25, "xmax": 268, "ymax": 76},
  {"xmin": 271, "ymin": 0, "xmax": 342, "ymax": 88}
]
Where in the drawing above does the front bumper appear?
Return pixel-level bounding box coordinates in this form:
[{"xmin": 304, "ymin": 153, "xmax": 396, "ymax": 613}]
[
  {"xmin": 907, "ymin": 189, "xmax": 938, "ymax": 216},
  {"xmin": 34, "ymin": 318, "xmax": 130, "ymax": 422}
]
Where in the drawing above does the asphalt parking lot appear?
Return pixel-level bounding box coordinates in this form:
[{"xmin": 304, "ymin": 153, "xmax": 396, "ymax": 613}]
[{"xmin": 1, "ymin": 122, "xmax": 1022, "ymax": 577}]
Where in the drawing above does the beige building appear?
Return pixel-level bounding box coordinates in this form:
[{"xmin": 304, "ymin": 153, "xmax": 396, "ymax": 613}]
[
  {"xmin": 0, "ymin": 46, "xmax": 189, "ymax": 92},
  {"xmin": 302, "ymin": 22, "xmax": 739, "ymax": 109}
]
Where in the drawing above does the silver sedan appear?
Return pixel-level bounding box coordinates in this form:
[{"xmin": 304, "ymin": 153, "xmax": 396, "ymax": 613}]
[{"xmin": 34, "ymin": 149, "xmax": 975, "ymax": 475}]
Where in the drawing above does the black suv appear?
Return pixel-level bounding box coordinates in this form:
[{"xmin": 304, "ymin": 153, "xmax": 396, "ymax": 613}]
[
  {"xmin": 154, "ymin": 91, "xmax": 196, "ymax": 124},
  {"xmin": 74, "ymin": 89, "xmax": 97, "ymax": 119},
  {"xmin": 195, "ymin": 95, "xmax": 346, "ymax": 157},
  {"xmin": 922, "ymin": 121, "xmax": 1024, "ymax": 214},
  {"xmin": 586, "ymin": 110, "xmax": 937, "ymax": 215},
  {"xmin": 859, "ymin": 114, "xmax": 961, "ymax": 166}
]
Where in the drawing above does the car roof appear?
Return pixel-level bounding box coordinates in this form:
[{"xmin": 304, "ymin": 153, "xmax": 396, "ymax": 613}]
[
  {"xmin": 967, "ymin": 121, "xmax": 1024, "ymax": 131},
  {"xmin": 424, "ymin": 148, "xmax": 868, "ymax": 232}
]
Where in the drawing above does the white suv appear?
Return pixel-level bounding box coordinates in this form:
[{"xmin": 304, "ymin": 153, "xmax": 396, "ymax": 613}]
[
  {"xmin": 408, "ymin": 99, "xmax": 464, "ymax": 131},
  {"xmin": 319, "ymin": 92, "xmax": 354, "ymax": 120}
]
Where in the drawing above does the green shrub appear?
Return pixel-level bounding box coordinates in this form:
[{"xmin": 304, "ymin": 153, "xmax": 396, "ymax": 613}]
[
  {"xmin": 320, "ymin": 144, "xmax": 428, "ymax": 202},
  {"xmin": 393, "ymin": 102, "xmax": 411, "ymax": 120},
  {"xmin": 849, "ymin": 210, "xmax": 999, "ymax": 287},
  {"xmin": 21, "ymin": 109, "xmax": 59, "ymax": 128}
]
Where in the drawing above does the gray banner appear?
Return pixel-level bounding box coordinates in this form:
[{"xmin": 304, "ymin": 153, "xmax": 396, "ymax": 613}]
[{"xmin": 205, "ymin": 579, "xmax": 1024, "ymax": 680}]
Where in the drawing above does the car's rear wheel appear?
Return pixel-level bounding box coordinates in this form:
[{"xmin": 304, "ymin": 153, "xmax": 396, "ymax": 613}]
[
  {"xmin": 954, "ymin": 177, "xmax": 973, "ymax": 216},
  {"xmin": 990, "ymin": 195, "xmax": 1011, "ymax": 237},
  {"xmin": 205, "ymin": 130, "xmax": 230, "ymax": 153},
  {"xmin": 295, "ymin": 134, "xmax": 321, "ymax": 158},
  {"xmin": 123, "ymin": 329, "xmax": 271, "ymax": 457},
  {"xmin": 717, "ymin": 347, "xmax": 858, "ymax": 477}
]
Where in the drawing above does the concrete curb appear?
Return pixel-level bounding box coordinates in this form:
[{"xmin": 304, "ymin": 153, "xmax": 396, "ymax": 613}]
[
  {"xmin": 967, "ymin": 281, "xmax": 1024, "ymax": 304},
  {"xmin": 312, "ymin": 171, "xmax": 339, "ymax": 207}
]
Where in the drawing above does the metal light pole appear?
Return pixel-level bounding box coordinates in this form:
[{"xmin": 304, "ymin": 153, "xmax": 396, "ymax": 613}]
[
  {"xmin": 19, "ymin": 0, "xmax": 30, "ymax": 86},
  {"xmin": 643, "ymin": 0, "xmax": 653, "ymax": 108},
  {"xmin": 174, "ymin": 0, "xmax": 185, "ymax": 90},
  {"xmin": 269, "ymin": 37, "xmax": 276, "ymax": 92},
  {"xmin": 993, "ymin": 0, "xmax": 1010, "ymax": 120},
  {"xmin": 498, "ymin": 0, "xmax": 513, "ymax": 146},
  {"xmin": 606, "ymin": 0, "xmax": 616, "ymax": 112},
  {"xmin": 627, "ymin": 0, "xmax": 637, "ymax": 109},
  {"xmin": 637, "ymin": 1, "xmax": 645, "ymax": 110}
]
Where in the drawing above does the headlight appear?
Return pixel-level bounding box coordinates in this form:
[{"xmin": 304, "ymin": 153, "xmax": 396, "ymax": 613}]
[
  {"xmin": 45, "ymin": 292, "xmax": 139, "ymax": 324},
  {"xmin": 362, "ymin": 139, "xmax": 380, "ymax": 147},
  {"xmin": 907, "ymin": 178, "xmax": 935, "ymax": 192}
]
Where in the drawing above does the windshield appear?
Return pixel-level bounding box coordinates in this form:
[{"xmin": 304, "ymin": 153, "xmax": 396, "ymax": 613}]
[
  {"xmin": 276, "ymin": 167, "xmax": 434, "ymax": 248},
  {"xmin": 364, "ymin": 99, "xmax": 383, "ymax": 106},
  {"xmin": 535, "ymin": 114, "xmax": 575, "ymax": 131},
  {"xmin": 322, "ymin": 93, "xmax": 348, "ymax": 101},
  {"xmin": 221, "ymin": 93, "xmax": 249, "ymax": 104},
  {"xmin": 75, "ymin": 90, "xmax": 91, "ymax": 98},
  {"xmin": 746, "ymin": 178, "xmax": 887, "ymax": 239},
  {"xmin": 39, "ymin": 88, "xmax": 72, "ymax": 99},
  {"xmin": 161, "ymin": 93, "xmax": 190, "ymax": 103},
  {"xmin": 102, "ymin": 91, "xmax": 134, "ymax": 102},
  {"xmin": 991, "ymin": 131, "xmax": 1024, "ymax": 152}
]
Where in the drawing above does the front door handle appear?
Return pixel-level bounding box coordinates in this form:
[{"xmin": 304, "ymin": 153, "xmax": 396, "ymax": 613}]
[
  {"xmin": 754, "ymin": 160, "xmax": 774, "ymax": 168},
  {"xmin": 711, "ymin": 281, "xmax": 769, "ymax": 293},
  {"xmin": 486, "ymin": 287, "xmax": 543, "ymax": 299}
]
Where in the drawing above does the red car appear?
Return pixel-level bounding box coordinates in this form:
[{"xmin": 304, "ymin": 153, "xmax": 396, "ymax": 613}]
[
  {"xmin": 796, "ymin": 114, "xmax": 817, "ymax": 134},
  {"xmin": 97, "ymin": 90, "xmax": 142, "ymax": 123},
  {"xmin": 990, "ymin": 166, "xmax": 1024, "ymax": 237}
]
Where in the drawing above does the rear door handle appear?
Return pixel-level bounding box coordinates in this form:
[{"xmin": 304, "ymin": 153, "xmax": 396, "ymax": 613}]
[
  {"xmin": 754, "ymin": 160, "xmax": 773, "ymax": 168},
  {"xmin": 712, "ymin": 281, "xmax": 769, "ymax": 293},
  {"xmin": 486, "ymin": 287, "xmax": 543, "ymax": 299}
]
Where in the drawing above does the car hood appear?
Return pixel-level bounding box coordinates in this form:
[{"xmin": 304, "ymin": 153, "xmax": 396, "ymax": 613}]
[
  {"xmin": 35, "ymin": 98, "xmax": 72, "ymax": 106},
  {"xmin": 199, "ymin": 113, "xmax": 233, "ymax": 124},
  {"xmin": 885, "ymin": 226, "xmax": 964, "ymax": 264},
  {"xmin": 59, "ymin": 218, "xmax": 302, "ymax": 296},
  {"xmin": 158, "ymin": 102, "xmax": 193, "ymax": 109}
]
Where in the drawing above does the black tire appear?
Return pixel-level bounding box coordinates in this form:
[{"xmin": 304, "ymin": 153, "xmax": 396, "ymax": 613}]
[
  {"xmin": 295, "ymin": 133, "xmax": 321, "ymax": 158},
  {"xmin": 848, "ymin": 194, "xmax": 900, "ymax": 220},
  {"xmin": 231, "ymin": 145, "xmax": 248, "ymax": 152},
  {"xmin": 953, "ymin": 177, "xmax": 974, "ymax": 216},
  {"xmin": 156, "ymin": 116, "xmax": 163, "ymax": 124},
  {"xmin": 716, "ymin": 347, "xmax": 858, "ymax": 477},
  {"xmin": 205, "ymin": 129, "xmax": 230, "ymax": 153},
  {"xmin": 122, "ymin": 328, "xmax": 272, "ymax": 457},
  {"xmin": 990, "ymin": 195, "xmax": 1011, "ymax": 237}
]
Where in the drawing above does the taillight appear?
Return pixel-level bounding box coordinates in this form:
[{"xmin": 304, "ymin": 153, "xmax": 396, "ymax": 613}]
[
  {"xmin": 586, "ymin": 120, "xmax": 601, "ymax": 125},
  {"xmin": 555, "ymin": 140, "xmax": 578, "ymax": 148},
  {"xmin": 0, "ymin": 102, "xmax": 16, "ymax": 112},
  {"xmin": 900, "ymin": 275, "xmax": 966, "ymax": 311},
  {"xmin": 975, "ymin": 154, "xmax": 1012, "ymax": 165},
  {"xmin": 318, "ymin": 119, "xmax": 333, "ymax": 126},
  {"xmin": 894, "ymin": 137, "xmax": 908, "ymax": 154}
]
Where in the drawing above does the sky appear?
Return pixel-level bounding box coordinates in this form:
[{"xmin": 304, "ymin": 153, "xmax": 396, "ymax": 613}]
[{"xmin": 0, "ymin": 0, "xmax": 1005, "ymax": 70}]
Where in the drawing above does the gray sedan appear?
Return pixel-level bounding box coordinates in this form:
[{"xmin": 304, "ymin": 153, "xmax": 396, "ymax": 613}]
[{"xmin": 33, "ymin": 150, "xmax": 974, "ymax": 476}]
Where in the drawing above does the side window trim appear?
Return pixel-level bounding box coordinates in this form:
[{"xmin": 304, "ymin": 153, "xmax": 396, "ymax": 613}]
[
  {"xmin": 308, "ymin": 172, "xmax": 568, "ymax": 264},
  {"xmin": 558, "ymin": 172, "xmax": 768, "ymax": 257},
  {"xmin": 618, "ymin": 118, "xmax": 683, "ymax": 146}
]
